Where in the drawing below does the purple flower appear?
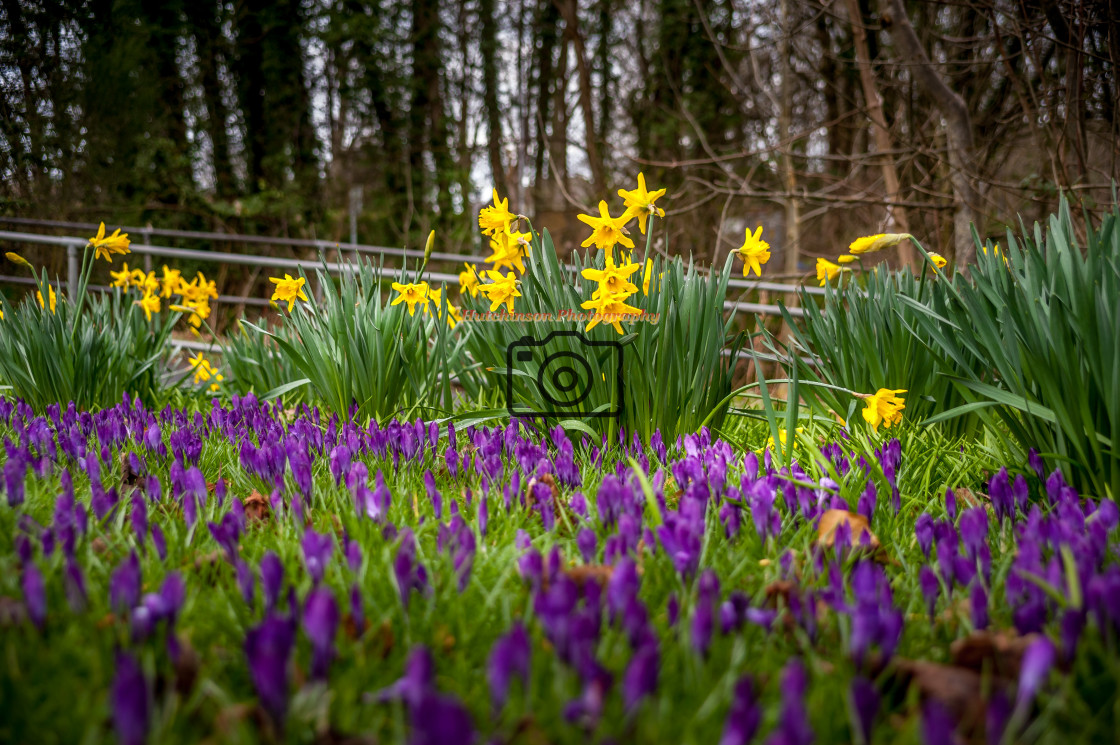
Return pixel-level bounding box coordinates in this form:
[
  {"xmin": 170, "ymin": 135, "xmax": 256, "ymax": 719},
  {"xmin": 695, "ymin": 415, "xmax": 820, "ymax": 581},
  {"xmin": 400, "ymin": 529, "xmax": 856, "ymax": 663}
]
[
  {"xmin": 151, "ymin": 523, "xmax": 167, "ymax": 561},
  {"xmin": 487, "ymin": 622, "xmax": 531, "ymax": 712},
  {"xmin": 692, "ymin": 569, "xmax": 719, "ymax": 657},
  {"xmin": 64, "ymin": 557, "xmax": 87, "ymax": 612},
  {"xmin": 919, "ymin": 566, "xmax": 940, "ymax": 620},
  {"xmin": 349, "ymin": 583, "xmax": 366, "ymax": 636},
  {"xmin": 110, "ymin": 551, "xmax": 142, "ymax": 613},
  {"xmin": 849, "ymin": 676, "xmax": 879, "ymax": 744},
  {"xmin": 989, "ymin": 467, "xmax": 1013, "ymax": 524},
  {"xmin": 111, "ymin": 651, "xmax": 149, "ymax": 745},
  {"xmin": 21, "ymin": 562, "xmax": 46, "ymax": 628},
  {"xmin": 667, "ymin": 593, "xmax": 680, "ymax": 628},
  {"xmin": 970, "ymin": 584, "xmax": 989, "ymax": 630},
  {"xmin": 301, "ymin": 528, "xmax": 333, "ymax": 585},
  {"xmin": 329, "ymin": 444, "xmax": 351, "ymax": 486},
  {"xmin": 915, "ymin": 513, "xmax": 935, "ymax": 557},
  {"xmin": 769, "ymin": 659, "xmax": 813, "ymax": 745},
  {"xmin": 945, "ymin": 487, "xmax": 956, "ymax": 521},
  {"xmin": 622, "ymin": 642, "xmax": 659, "ymax": 712},
  {"xmin": 245, "ymin": 614, "xmax": 296, "ymax": 726},
  {"xmin": 409, "ymin": 690, "xmax": 476, "ymax": 745},
  {"xmin": 424, "ymin": 469, "xmax": 442, "ymax": 519},
  {"xmin": 577, "ymin": 527, "xmax": 597, "ymax": 563},
  {"xmin": 986, "ymin": 691, "xmax": 1011, "ymax": 745},
  {"xmin": 1016, "ymin": 635, "xmax": 1055, "ymax": 710},
  {"xmin": 303, "ymin": 586, "xmax": 340, "ymax": 680},
  {"xmin": 261, "ymin": 552, "xmax": 284, "ymax": 612},
  {"xmin": 236, "ymin": 559, "xmax": 255, "ymax": 609},
  {"xmin": 720, "ymin": 676, "xmax": 760, "ymax": 745},
  {"xmin": 921, "ymin": 700, "xmax": 959, "ymax": 745},
  {"xmin": 372, "ymin": 645, "xmax": 434, "ymax": 707},
  {"xmin": 394, "ymin": 529, "xmax": 430, "ymax": 608}
]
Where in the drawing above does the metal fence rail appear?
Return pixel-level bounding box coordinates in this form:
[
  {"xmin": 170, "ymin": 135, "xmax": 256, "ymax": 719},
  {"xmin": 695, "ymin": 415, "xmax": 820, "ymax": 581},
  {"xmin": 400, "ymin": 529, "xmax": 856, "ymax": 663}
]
[
  {"xmin": 0, "ymin": 222, "xmax": 810, "ymax": 318},
  {"xmin": 0, "ymin": 215, "xmax": 825, "ymax": 296}
]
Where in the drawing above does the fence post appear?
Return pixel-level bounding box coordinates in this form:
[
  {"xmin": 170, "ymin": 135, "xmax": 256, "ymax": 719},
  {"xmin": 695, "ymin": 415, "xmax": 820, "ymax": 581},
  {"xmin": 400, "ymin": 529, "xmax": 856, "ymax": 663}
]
[{"xmin": 67, "ymin": 242, "xmax": 78, "ymax": 293}]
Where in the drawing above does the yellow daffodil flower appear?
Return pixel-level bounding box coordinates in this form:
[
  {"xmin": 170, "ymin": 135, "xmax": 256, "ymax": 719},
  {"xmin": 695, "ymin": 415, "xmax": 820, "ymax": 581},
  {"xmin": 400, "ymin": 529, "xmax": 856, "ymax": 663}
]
[
  {"xmin": 737, "ymin": 226, "xmax": 771, "ymax": 277},
  {"xmin": 37, "ymin": 285, "xmax": 57, "ymax": 313},
  {"xmin": 578, "ymin": 200, "xmax": 634, "ymax": 257},
  {"xmin": 424, "ymin": 286, "xmax": 443, "ymax": 315},
  {"xmin": 160, "ymin": 266, "xmax": 183, "ymax": 298},
  {"xmin": 459, "ymin": 263, "xmax": 480, "ymax": 298},
  {"xmin": 390, "ymin": 281, "xmax": 430, "ymax": 316},
  {"xmin": 583, "ymin": 256, "xmax": 641, "ymax": 298},
  {"xmin": 765, "ymin": 427, "xmax": 804, "ymax": 452},
  {"xmin": 447, "ymin": 305, "xmax": 463, "ymax": 329},
  {"xmin": 982, "ymin": 243, "xmax": 1009, "ymax": 266},
  {"xmin": 618, "ymin": 172, "xmax": 666, "ymax": 235},
  {"xmin": 89, "ymin": 222, "xmax": 131, "ymax": 262},
  {"xmin": 928, "ymin": 252, "xmax": 947, "ymax": 270},
  {"xmin": 269, "ymin": 274, "xmax": 309, "ymax": 312},
  {"xmin": 643, "ymin": 259, "xmax": 655, "ymax": 295},
  {"xmin": 476, "ymin": 270, "xmax": 520, "ymax": 313},
  {"xmin": 135, "ymin": 291, "xmax": 160, "ymax": 321},
  {"xmin": 581, "ymin": 292, "xmax": 642, "ymax": 335},
  {"xmin": 847, "ymin": 233, "xmax": 912, "ymax": 255},
  {"xmin": 485, "ymin": 230, "xmax": 529, "ymax": 275},
  {"xmin": 110, "ymin": 263, "xmax": 133, "ymax": 289},
  {"xmin": 860, "ymin": 388, "xmax": 906, "ymax": 430},
  {"xmin": 478, "ymin": 189, "xmax": 516, "ymax": 235},
  {"xmin": 816, "ymin": 257, "xmax": 844, "ymax": 286},
  {"xmin": 138, "ymin": 271, "xmax": 160, "ymax": 295},
  {"xmin": 188, "ymin": 352, "xmax": 215, "ymax": 384}
]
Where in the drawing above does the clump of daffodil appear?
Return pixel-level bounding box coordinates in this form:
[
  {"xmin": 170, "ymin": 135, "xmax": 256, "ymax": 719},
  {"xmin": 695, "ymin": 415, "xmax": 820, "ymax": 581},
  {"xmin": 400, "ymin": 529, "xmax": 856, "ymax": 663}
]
[
  {"xmin": 736, "ymin": 226, "xmax": 771, "ymax": 277},
  {"xmin": 618, "ymin": 172, "xmax": 666, "ymax": 236},
  {"xmin": 858, "ymin": 388, "xmax": 906, "ymax": 430},
  {"xmin": 478, "ymin": 189, "xmax": 517, "ymax": 235},
  {"xmin": 847, "ymin": 233, "xmax": 913, "ymax": 256},
  {"xmin": 391, "ymin": 281, "xmax": 430, "ymax": 316},
  {"xmin": 578, "ymin": 200, "xmax": 633, "ymax": 259},
  {"xmin": 269, "ymin": 274, "xmax": 309, "ymax": 312},
  {"xmin": 927, "ymin": 252, "xmax": 948, "ymax": 270},
  {"xmin": 134, "ymin": 291, "xmax": 160, "ymax": 322},
  {"xmin": 458, "ymin": 263, "xmax": 480, "ymax": 298},
  {"xmin": 37, "ymin": 285, "xmax": 58, "ymax": 314},
  {"xmin": 476, "ymin": 270, "xmax": 520, "ymax": 313},
  {"xmin": 581, "ymin": 291, "xmax": 642, "ymax": 335},
  {"xmin": 88, "ymin": 222, "xmax": 131, "ymax": 263},
  {"xmin": 816, "ymin": 257, "xmax": 846, "ymax": 286}
]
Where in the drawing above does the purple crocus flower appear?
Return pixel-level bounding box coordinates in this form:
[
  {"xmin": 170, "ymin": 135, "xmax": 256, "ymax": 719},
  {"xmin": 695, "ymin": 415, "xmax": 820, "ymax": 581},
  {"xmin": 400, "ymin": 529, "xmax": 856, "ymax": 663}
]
[
  {"xmin": 1016, "ymin": 635, "xmax": 1055, "ymax": 710},
  {"xmin": 849, "ymin": 676, "xmax": 879, "ymax": 744},
  {"xmin": 131, "ymin": 493, "xmax": 148, "ymax": 549},
  {"xmin": 371, "ymin": 645, "xmax": 434, "ymax": 707},
  {"xmin": 720, "ymin": 675, "xmax": 760, "ymax": 745},
  {"xmin": 244, "ymin": 614, "xmax": 296, "ymax": 726},
  {"xmin": 986, "ymin": 691, "xmax": 1011, "ymax": 745},
  {"xmin": 111, "ymin": 651, "xmax": 149, "ymax": 745},
  {"xmin": 487, "ymin": 622, "xmax": 531, "ymax": 712},
  {"xmin": 110, "ymin": 551, "xmax": 142, "ymax": 613},
  {"xmin": 919, "ymin": 566, "xmax": 940, "ymax": 621},
  {"xmin": 945, "ymin": 487, "xmax": 957, "ymax": 521},
  {"xmin": 423, "ymin": 469, "xmax": 442, "ymax": 519},
  {"xmin": 622, "ymin": 642, "xmax": 659, "ymax": 712},
  {"xmin": 575, "ymin": 527, "xmax": 597, "ymax": 564},
  {"xmin": 769, "ymin": 659, "xmax": 813, "ymax": 745},
  {"xmin": 236, "ymin": 559, "xmax": 255, "ymax": 609},
  {"xmin": 349, "ymin": 583, "xmax": 366, "ymax": 637},
  {"xmin": 151, "ymin": 523, "xmax": 167, "ymax": 561},
  {"xmin": 970, "ymin": 584, "xmax": 989, "ymax": 630},
  {"xmin": 692, "ymin": 569, "xmax": 719, "ymax": 657},
  {"xmin": 915, "ymin": 513, "xmax": 935, "ymax": 557},
  {"xmin": 303, "ymin": 586, "xmax": 340, "ymax": 680},
  {"xmin": 394, "ymin": 529, "xmax": 430, "ymax": 608},
  {"xmin": 921, "ymin": 700, "xmax": 959, "ymax": 745},
  {"xmin": 260, "ymin": 553, "xmax": 284, "ymax": 612},
  {"xmin": 64, "ymin": 556, "xmax": 87, "ymax": 612},
  {"xmin": 21, "ymin": 562, "xmax": 46, "ymax": 628},
  {"xmin": 409, "ymin": 690, "xmax": 476, "ymax": 745},
  {"xmin": 667, "ymin": 593, "xmax": 680, "ymax": 628},
  {"xmin": 329, "ymin": 444, "xmax": 351, "ymax": 486},
  {"xmin": 301, "ymin": 528, "xmax": 333, "ymax": 585}
]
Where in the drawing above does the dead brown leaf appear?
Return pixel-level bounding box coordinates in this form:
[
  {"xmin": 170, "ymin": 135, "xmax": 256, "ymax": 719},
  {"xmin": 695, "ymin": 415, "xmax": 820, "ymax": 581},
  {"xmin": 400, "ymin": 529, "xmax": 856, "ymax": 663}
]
[
  {"xmin": 893, "ymin": 658, "xmax": 986, "ymax": 736},
  {"xmin": 243, "ymin": 491, "xmax": 272, "ymax": 523},
  {"xmin": 817, "ymin": 509, "xmax": 879, "ymax": 550},
  {"xmin": 563, "ymin": 564, "xmax": 615, "ymax": 590},
  {"xmin": 950, "ymin": 629, "xmax": 1039, "ymax": 682},
  {"xmin": 0, "ymin": 597, "xmax": 27, "ymax": 627}
]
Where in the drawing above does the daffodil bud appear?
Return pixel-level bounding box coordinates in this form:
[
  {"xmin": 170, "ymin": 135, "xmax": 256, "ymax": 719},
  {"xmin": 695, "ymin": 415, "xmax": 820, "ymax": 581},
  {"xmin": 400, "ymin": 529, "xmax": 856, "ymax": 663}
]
[{"xmin": 5, "ymin": 252, "xmax": 33, "ymax": 270}]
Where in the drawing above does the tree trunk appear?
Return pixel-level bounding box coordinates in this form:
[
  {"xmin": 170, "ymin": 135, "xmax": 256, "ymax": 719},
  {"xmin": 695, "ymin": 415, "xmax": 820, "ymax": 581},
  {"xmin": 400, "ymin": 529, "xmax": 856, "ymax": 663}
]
[{"xmin": 480, "ymin": 0, "xmax": 508, "ymax": 196}]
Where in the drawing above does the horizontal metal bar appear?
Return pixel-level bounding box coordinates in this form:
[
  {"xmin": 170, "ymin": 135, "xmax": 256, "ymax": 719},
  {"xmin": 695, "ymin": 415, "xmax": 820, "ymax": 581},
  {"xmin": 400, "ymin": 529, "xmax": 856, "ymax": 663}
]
[{"xmin": 1, "ymin": 220, "xmax": 821, "ymax": 296}]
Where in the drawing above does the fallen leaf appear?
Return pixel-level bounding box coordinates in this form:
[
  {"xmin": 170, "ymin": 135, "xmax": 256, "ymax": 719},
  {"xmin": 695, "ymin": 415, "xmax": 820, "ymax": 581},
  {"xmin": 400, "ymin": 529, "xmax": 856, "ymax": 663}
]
[
  {"xmin": 817, "ymin": 509, "xmax": 879, "ymax": 550},
  {"xmin": 0, "ymin": 597, "xmax": 28, "ymax": 627},
  {"xmin": 243, "ymin": 491, "xmax": 271, "ymax": 523},
  {"xmin": 563, "ymin": 564, "xmax": 615, "ymax": 590},
  {"xmin": 950, "ymin": 629, "xmax": 1040, "ymax": 681},
  {"xmin": 893, "ymin": 658, "xmax": 987, "ymax": 736}
]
